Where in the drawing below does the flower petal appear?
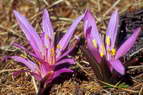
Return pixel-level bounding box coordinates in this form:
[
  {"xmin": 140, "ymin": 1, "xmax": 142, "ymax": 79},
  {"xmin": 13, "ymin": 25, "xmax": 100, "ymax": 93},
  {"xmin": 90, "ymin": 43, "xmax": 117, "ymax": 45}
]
[
  {"xmin": 42, "ymin": 9, "xmax": 54, "ymax": 49},
  {"xmin": 12, "ymin": 43, "xmax": 37, "ymax": 58},
  {"xmin": 56, "ymin": 58, "xmax": 75, "ymax": 66},
  {"xmin": 13, "ymin": 11, "xmax": 44, "ymax": 58},
  {"xmin": 87, "ymin": 31, "xmax": 102, "ymax": 63},
  {"xmin": 83, "ymin": 10, "xmax": 105, "ymax": 55},
  {"xmin": 39, "ymin": 62, "xmax": 51, "ymax": 78},
  {"xmin": 11, "ymin": 56, "xmax": 39, "ymax": 72},
  {"xmin": 109, "ymin": 60, "xmax": 125, "ymax": 75},
  {"xmin": 31, "ymin": 72, "xmax": 42, "ymax": 80},
  {"xmin": 84, "ymin": 21, "xmax": 101, "ymax": 63},
  {"xmin": 56, "ymin": 36, "xmax": 80, "ymax": 61},
  {"xmin": 56, "ymin": 46, "xmax": 75, "ymax": 61},
  {"xmin": 87, "ymin": 40, "xmax": 102, "ymax": 63},
  {"xmin": 106, "ymin": 9, "xmax": 119, "ymax": 49},
  {"xmin": 115, "ymin": 28, "xmax": 141, "ymax": 59},
  {"xmin": 53, "ymin": 68, "xmax": 73, "ymax": 79},
  {"xmin": 56, "ymin": 14, "xmax": 85, "ymax": 57}
]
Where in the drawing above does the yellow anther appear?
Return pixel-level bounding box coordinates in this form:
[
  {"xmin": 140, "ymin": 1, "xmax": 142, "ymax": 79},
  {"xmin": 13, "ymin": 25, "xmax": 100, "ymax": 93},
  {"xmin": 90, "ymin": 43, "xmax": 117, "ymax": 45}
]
[
  {"xmin": 100, "ymin": 44, "xmax": 105, "ymax": 57},
  {"xmin": 48, "ymin": 71, "xmax": 54, "ymax": 75},
  {"xmin": 44, "ymin": 34, "xmax": 49, "ymax": 48},
  {"xmin": 57, "ymin": 44, "xmax": 62, "ymax": 49},
  {"xmin": 37, "ymin": 62, "xmax": 41, "ymax": 64},
  {"xmin": 101, "ymin": 44, "xmax": 105, "ymax": 51},
  {"xmin": 107, "ymin": 49, "xmax": 112, "ymax": 54},
  {"xmin": 50, "ymin": 48, "xmax": 55, "ymax": 56},
  {"xmin": 92, "ymin": 39, "xmax": 97, "ymax": 48},
  {"xmin": 111, "ymin": 48, "xmax": 116, "ymax": 55},
  {"xmin": 100, "ymin": 52, "xmax": 104, "ymax": 57},
  {"xmin": 46, "ymin": 34, "xmax": 49, "ymax": 39},
  {"xmin": 106, "ymin": 36, "xmax": 110, "ymax": 46},
  {"xmin": 107, "ymin": 48, "xmax": 116, "ymax": 56},
  {"xmin": 101, "ymin": 44, "xmax": 105, "ymax": 54}
]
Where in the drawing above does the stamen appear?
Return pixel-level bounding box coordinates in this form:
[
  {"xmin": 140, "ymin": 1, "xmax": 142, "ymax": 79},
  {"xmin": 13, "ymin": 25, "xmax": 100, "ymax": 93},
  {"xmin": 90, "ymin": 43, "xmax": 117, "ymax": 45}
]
[
  {"xmin": 37, "ymin": 62, "xmax": 41, "ymax": 64},
  {"xmin": 100, "ymin": 44, "xmax": 105, "ymax": 57},
  {"xmin": 44, "ymin": 34, "xmax": 49, "ymax": 48},
  {"xmin": 92, "ymin": 39, "xmax": 97, "ymax": 48},
  {"xmin": 48, "ymin": 71, "xmax": 54, "ymax": 75},
  {"xmin": 100, "ymin": 52, "xmax": 104, "ymax": 57},
  {"xmin": 50, "ymin": 48, "xmax": 55, "ymax": 56},
  {"xmin": 107, "ymin": 48, "xmax": 116, "ymax": 56},
  {"xmin": 106, "ymin": 36, "xmax": 110, "ymax": 46},
  {"xmin": 57, "ymin": 44, "xmax": 62, "ymax": 49},
  {"xmin": 111, "ymin": 48, "xmax": 116, "ymax": 55}
]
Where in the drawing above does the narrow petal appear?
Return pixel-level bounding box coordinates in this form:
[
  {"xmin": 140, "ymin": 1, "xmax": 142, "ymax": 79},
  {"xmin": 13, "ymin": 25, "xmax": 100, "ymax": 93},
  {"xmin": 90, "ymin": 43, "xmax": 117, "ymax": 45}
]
[
  {"xmin": 83, "ymin": 10, "xmax": 105, "ymax": 55},
  {"xmin": 11, "ymin": 56, "xmax": 39, "ymax": 72},
  {"xmin": 56, "ymin": 36, "xmax": 80, "ymax": 61},
  {"xmin": 53, "ymin": 68, "xmax": 73, "ymax": 79},
  {"xmin": 12, "ymin": 43, "xmax": 47, "ymax": 64},
  {"xmin": 12, "ymin": 43, "xmax": 37, "ymax": 58},
  {"xmin": 56, "ymin": 14, "xmax": 85, "ymax": 57},
  {"xmin": 84, "ymin": 23, "xmax": 102, "ymax": 63},
  {"xmin": 87, "ymin": 40, "xmax": 102, "ymax": 63},
  {"xmin": 56, "ymin": 58, "xmax": 75, "ymax": 66},
  {"xmin": 106, "ymin": 9, "xmax": 119, "ymax": 49},
  {"xmin": 56, "ymin": 46, "xmax": 75, "ymax": 61},
  {"xmin": 42, "ymin": 9, "xmax": 54, "ymax": 49},
  {"xmin": 109, "ymin": 60, "xmax": 125, "ymax": 75},
  {"xmin": 115, "ymin": 28, "xmax": 141, "ymax": 59},
  {"xmin": 13, "ymin": 11, "xmax": 44, "ymax": 58},
  {"xmin": 42, "ymin": 9, "xmax": 56, "ymax": 63}
]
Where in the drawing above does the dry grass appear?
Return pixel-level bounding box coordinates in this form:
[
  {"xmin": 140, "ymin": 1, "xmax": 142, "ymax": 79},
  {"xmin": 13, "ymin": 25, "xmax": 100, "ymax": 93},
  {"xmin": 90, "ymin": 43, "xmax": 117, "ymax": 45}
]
[{"xmin": 0, "ymin": 0, "xmax": 143, "ymax": 95}]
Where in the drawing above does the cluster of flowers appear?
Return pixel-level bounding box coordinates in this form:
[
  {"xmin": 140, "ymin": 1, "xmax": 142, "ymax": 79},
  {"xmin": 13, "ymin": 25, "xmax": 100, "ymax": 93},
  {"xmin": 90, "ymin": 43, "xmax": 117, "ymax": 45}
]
[{"xmin": 12, "ymin": 9, "xmax": 141, "ymax": 84}]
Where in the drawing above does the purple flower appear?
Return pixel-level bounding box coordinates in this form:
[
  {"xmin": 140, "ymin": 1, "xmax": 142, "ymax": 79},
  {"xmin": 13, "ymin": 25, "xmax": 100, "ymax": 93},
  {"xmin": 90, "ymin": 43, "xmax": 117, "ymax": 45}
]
[
  {"xmin": 12, "ymin": 9, "xmax": 84, "ymax": 84},
  {"xmin": 83, "ymin": 10, "xmax": 141, "ymax": 75}
]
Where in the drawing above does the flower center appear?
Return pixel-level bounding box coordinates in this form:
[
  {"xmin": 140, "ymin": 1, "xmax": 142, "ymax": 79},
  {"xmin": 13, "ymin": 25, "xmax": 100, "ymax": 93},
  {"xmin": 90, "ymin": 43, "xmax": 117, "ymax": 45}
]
[{"xmin": 108, "ymin": 48, "xmax": 116, "ymax": 56}]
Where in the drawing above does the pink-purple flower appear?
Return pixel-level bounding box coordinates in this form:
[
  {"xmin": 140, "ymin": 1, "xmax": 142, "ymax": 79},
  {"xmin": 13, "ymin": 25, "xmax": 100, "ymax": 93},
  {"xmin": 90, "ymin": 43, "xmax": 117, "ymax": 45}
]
[
  {"xmin": 83, "ymin": 9, "xmax": 141, "ymax": 75},
  {"xmin": 12, "ymin": 9, "xmax": 84, "ymax": 84}
]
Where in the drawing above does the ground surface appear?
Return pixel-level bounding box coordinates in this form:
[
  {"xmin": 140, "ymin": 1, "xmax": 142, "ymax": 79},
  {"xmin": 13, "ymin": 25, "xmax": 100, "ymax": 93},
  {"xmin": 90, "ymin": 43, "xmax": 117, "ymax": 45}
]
[{"xmin": 0, "ymin": 0, "xmax": 143, "ymax": 95}]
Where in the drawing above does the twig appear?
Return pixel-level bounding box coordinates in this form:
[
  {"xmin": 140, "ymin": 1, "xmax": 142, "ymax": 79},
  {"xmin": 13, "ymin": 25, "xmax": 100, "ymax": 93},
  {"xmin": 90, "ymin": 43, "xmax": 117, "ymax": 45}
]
[
  {"xmin": 80, "ymin": 60, "xmax": 89, "ymax": 65},
  {"xmin": 51, "ymin": 16, "xmax": 73, "ymax": 22},
  {"xmin": 32, "ymin": 76, "xmax": 38, "ymax": 94},
  {"xmin": 76, "ymin": 62, "xmax": 92, "ymax": 76},
  {"xmin": 0, "ymin": 68, "xmax": 24, "ymax": 74},
  {"xmin": 139, "ymin": 84, "xmax": 143, "ymax": 95},
  {"xmin": 98, "ymin": 80, "xmax": 139, "ymax": 93},
  {"xmin": 103, "ymin": 0, "xmax": 122, "ymax": 17},
  {"xmin": 129, "ymin": 47, "xmax": 143, "ymax": 58},
  {"xmin": 42, "ymin": 0, "xmax": 49, "ymax": 7},
  {"xmin": 97, "ymin": 0, "xmax": 101, "ymax": 12},
  {"xmin": 128, "ymin": 65, "xmax": 143, "ymax": 69},
  {"xmin": 0, "ymin": 25, "xmax": 23, "ymax": 38},
  {"xmin": 120, "ymin": 3, "xmax": 132, "ymax": 14},
  {"xmin": 49, "ymin": 0, "xmax": 64, "ymax": 8}
]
